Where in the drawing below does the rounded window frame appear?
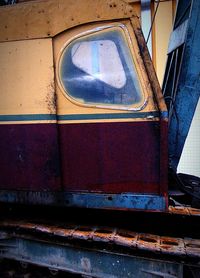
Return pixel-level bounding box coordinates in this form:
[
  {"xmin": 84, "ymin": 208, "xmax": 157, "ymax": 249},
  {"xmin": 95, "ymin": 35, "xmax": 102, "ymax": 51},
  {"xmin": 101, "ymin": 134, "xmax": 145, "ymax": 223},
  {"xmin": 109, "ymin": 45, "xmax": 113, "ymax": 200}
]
[{"xmin": 56, "ymin": 22, "xmax": 148, "ymax": 111}]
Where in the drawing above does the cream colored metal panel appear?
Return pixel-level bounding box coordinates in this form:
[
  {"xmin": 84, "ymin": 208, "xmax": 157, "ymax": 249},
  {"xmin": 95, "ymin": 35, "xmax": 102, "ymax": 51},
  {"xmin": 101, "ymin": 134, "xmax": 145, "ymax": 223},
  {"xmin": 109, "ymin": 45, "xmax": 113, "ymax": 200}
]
[
  {"xmin": 0, "ymin": 0, "xmax": 136, "ymax": 42},
  {"xmin": 0, "ymin": 38, "xmax": 55, "ymax": 116},
  {"xmin": 154, "ymin": 1, "xmax": 173, "ymax": 85}
]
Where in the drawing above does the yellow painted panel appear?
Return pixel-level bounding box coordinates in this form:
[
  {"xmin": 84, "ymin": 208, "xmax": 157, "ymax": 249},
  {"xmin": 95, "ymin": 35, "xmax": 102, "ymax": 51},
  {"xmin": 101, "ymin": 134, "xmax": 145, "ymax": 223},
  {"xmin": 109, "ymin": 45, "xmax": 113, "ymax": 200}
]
[
  {"xmin": 131, "ymin": 1, "xmax": 141, "ymax": 18},
  {"xmin": 0, "ymin": 38, "xmax": 55, "ymax": 115},
  {"xmin": 154, "ymin": 1, "xmax": 173, "ymax": 85},
  {"xmin": 0, "ymin": 0, "xmax": 135, "ymax": 42}
]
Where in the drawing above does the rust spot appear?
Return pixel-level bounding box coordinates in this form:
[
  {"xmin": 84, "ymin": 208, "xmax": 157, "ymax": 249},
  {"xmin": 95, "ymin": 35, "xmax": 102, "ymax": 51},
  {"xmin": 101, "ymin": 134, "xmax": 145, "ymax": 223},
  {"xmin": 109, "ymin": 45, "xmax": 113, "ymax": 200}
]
[
  {"xmin": 109, "ymin": 2, "xmax": 116, "ymax": 8},
  {"xmin": 93, "ymin": 227, "xmax": 115, "ymax": 242},
  {"xmin": 161, "ymin": 239, "xmax": 179, "ymax": 246},
  {"xmin": 188, "ymin": 207, "xmax": 200, "ymax": 216},
  {"xmin": 139, "ymin": 235, "xmax": 157, "ymax": 244},
  {"xmin": 161, "ymin": 238, "xmax": 179, "ymax": 246},
  {"xmin": 169, "ymin": 206, "xmax": 190, "ymax": 215},
  {"xmin": 117, "ymin": 231, "xmax": 136, "ymax": 239},
  {"xmin": 72, "ymin": 227, "xmax": 94, "ymax": 241},
  {"xmin": 95, "ymin": 229, "xmax": 112, "ymax": 234},
  {"xmin": 78, "ymin": 227, "xmax": 93, "ymax": 232},
  {"xmin": 53, "ymin": 228, "xmax": 74, "ymax": 238},
  {"xmin": 115, "ymin": 229, "xmax": 137, "ymax": 248},
  {"xmin": 38, "ymin": 9, "xmax": 45, "ymax": 14},
  {"xmin": 46, "ymin": 82, "xmax": 57, "ymax": 114}
]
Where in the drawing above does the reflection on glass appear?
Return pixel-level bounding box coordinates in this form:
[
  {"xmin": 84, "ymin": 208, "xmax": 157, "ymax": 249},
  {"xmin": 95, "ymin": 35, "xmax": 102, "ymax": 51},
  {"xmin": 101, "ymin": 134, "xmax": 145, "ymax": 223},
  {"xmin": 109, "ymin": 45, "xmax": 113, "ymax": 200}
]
[
  {"xmin": 72, "ymin": 40, "xmax": 126, "ymax": 89},
  {"xmin": 60, "ymin": 27, "xmax": 143, "ymax": 107}
]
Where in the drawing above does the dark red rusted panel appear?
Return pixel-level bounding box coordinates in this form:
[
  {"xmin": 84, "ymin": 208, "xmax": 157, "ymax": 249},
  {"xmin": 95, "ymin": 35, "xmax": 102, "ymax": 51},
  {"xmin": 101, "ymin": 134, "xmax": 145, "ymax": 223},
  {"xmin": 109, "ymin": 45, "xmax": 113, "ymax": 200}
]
[
  {"xmin": 0, "ymin": 124, "xmax": 61, "ymax": 191},
  {"xmin": 59, "ymin": 121, "xmax": 162, "ymax": 194}
]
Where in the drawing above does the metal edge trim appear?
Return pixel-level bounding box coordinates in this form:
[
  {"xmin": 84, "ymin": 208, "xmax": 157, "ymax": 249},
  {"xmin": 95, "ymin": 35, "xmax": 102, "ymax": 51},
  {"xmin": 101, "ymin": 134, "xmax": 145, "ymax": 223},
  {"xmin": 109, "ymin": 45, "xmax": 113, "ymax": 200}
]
[
  {"xmin": 0, "ymin": 111, "xmax": 160, "ymax": 122},
  {"xmin": 0, "ymin": 191, "xmax": 167, "ymax": 211}
]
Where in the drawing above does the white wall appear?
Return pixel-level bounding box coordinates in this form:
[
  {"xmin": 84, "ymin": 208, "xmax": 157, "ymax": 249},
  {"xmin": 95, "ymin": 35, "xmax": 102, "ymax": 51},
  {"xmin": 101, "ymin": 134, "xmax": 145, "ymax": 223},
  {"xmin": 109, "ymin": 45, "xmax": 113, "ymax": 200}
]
[{"xmin": 177, "ymin": 98, "xmax": 200, "ymax": 177}]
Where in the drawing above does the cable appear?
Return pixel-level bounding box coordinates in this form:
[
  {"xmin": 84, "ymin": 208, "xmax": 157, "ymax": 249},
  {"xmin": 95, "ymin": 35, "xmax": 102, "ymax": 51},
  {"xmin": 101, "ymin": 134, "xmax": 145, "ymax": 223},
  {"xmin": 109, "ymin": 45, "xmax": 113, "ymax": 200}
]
[
  {"xmin": 146, "ymin": 0, "xmax": 172, "ymax": 44},
  {"xmin": 146, "ymin": 1, "xmax": 160, "ymax": 44}
]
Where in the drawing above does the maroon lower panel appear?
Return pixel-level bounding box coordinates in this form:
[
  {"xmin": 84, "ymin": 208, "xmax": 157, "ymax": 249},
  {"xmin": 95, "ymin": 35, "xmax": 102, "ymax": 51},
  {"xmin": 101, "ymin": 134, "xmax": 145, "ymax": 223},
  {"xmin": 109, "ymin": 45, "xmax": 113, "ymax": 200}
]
[
  {"xmin": 0, "ymin": 121, "xmax": 167, "ymax": 195},
  {"xmin": 0, "ymin": 124, "xmax": 61, "ymax": 191},
  {"xmin": 59, "ymin": 121, "xmax": 163, "ymax": 194}
]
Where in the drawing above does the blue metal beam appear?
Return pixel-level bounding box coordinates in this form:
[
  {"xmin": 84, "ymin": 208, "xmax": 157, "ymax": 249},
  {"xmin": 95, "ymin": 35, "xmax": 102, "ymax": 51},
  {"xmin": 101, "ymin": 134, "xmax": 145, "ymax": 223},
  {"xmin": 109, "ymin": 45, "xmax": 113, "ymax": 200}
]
[
  {"xmin": 0, "ymin": 191, "xmax": 167, "ymax": 211},
  {"xmin": 0, "ymin": 236, "xmax": 183, "ymax": 277},
  {"xmin": 163, "ymin": 0, "xmax": 200, "ymax": 170}
]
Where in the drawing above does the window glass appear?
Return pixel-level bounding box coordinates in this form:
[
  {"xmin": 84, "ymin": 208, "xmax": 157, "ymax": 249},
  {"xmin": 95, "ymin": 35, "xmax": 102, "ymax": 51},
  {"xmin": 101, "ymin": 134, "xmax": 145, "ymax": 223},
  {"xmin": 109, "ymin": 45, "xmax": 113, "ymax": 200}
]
[{"xmin": 59, "ymin": 27, "xmax": 144, "ymax": 108}]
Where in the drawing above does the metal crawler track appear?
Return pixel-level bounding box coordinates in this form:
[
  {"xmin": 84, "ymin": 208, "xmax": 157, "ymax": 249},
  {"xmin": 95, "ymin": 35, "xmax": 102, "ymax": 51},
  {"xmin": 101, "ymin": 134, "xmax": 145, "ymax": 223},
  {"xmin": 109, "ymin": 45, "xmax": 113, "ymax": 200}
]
[
  {"xmin": 1, "ymin": 206, "xmax": 200, "ymax": 277},
  {"xmin": 0, "ymin": 219, "xmax": 200, "ymax": 260}
]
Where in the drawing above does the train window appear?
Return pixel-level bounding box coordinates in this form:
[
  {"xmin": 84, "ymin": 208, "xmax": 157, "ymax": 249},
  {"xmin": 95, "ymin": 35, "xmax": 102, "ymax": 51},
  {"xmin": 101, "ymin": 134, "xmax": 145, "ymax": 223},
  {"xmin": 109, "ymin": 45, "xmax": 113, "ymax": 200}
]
[{"xmin": 59, "ymin": 26, "xmax": 144, "ymax": 109}]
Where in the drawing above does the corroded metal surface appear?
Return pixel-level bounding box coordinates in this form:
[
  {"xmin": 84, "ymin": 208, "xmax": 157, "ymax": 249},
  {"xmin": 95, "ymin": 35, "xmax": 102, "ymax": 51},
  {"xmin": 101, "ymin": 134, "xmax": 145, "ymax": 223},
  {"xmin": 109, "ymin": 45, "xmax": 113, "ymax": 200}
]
[
  {"xmin": 0, "ymin": 205, "xmax": 200, "ymax": 277},
  {"xmin": 169, "ymin": 206, "xmax": 200, "ymax": 216},
  {"xmin": 1, "ymin": 219, "xmax": 200, "ymax": 260}
]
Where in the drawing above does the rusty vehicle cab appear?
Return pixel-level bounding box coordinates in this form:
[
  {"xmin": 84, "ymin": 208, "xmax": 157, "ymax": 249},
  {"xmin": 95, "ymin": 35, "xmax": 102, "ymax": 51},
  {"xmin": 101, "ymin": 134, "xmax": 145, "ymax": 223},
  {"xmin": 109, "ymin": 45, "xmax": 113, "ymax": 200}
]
[{"xmin": 0, "ymin": 0, "xmax": 168, "ymax": 211}]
